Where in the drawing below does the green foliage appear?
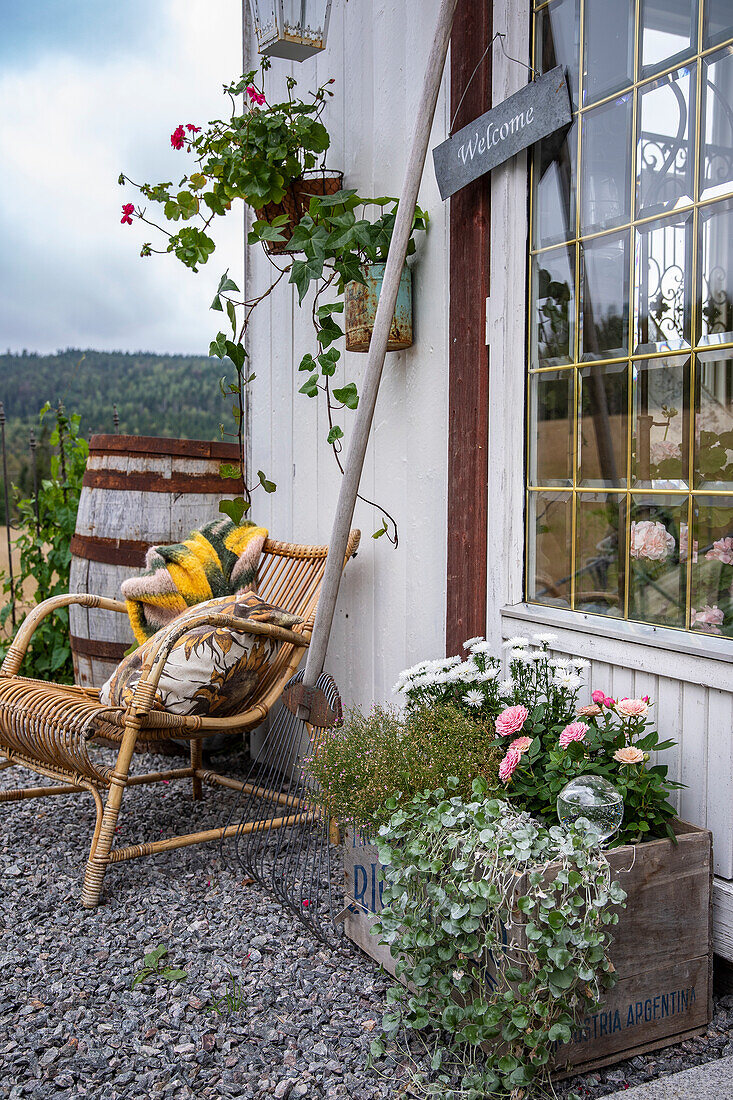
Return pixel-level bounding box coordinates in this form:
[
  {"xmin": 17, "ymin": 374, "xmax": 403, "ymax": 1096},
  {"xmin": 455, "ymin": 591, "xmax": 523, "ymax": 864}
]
[
  {"xmin": 0, "ymin": 404, "xmax": 88, "ymax": 682},
  {"xmin": 130, "ymin": 944, "xmax": 188, "ymax": 990},
  {"xmin": 371, "ymin": 784, "xmax": 626, "ymax": 1099},
  {"xmin": 205, "ymin": 973, "xmax": 247, "ymax": 1016},
  {"xmin": 305, "ymin": 702, "xmax": 502, "ymax": 829}
]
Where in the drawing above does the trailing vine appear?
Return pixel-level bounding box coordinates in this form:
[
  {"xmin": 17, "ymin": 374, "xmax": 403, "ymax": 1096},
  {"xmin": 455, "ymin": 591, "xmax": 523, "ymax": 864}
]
[{"xmin": 371, "ymin": 781, "xmax": 627, "ymax": 1099}]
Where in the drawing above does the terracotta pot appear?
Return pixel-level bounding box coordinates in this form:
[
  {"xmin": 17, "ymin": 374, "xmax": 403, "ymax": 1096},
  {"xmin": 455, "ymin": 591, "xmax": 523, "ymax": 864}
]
[{"xmin": 255, "ymin": 171, "xmax": 344, "ymax": 254}]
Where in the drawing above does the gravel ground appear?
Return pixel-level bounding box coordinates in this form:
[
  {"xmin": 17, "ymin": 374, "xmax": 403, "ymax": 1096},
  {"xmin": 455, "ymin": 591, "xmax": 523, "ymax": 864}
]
[{"xmin": 2, "ymin": 745, "xmax": 733, "ymax": 1100}]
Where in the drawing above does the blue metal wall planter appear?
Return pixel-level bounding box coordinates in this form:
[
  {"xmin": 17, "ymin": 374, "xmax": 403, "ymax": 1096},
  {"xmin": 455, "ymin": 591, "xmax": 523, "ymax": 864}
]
[{"xmin": 344, "ymin": 263, "xmax": 413, "ymax": 353}]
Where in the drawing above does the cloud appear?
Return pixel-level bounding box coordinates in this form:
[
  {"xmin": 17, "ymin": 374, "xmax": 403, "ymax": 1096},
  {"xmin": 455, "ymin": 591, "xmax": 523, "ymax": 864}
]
[{"xmin": 0, "ymin": 0, "xmax": 245, "ymax": 355}]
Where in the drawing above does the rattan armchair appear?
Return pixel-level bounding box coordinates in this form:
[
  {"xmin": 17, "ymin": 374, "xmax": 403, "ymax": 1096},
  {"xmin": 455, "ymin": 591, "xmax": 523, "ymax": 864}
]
[{"xmin": 0, "ymin": 532, "xmax": 360, "ymax": 907}]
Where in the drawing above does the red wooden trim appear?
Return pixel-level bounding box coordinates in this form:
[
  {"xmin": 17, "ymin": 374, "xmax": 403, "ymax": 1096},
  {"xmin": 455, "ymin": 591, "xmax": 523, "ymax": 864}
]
[
  {"xmin": 69, "ymin": 534, "xmax": 149, "ymax": 567},
  {"xmin": 81, "ymin": 470, "xmax": 244, "ymax": 494},
  {"xmin": 446, "ymin": 0, "xmax": 492, "ymax": 656},
  {"xmin": 89, "ymin": 434, "xmax": 241, "ymax": 460},
  {"xmin": 69, "ymin": 635, "xmax": 130, "ymax": 661}
]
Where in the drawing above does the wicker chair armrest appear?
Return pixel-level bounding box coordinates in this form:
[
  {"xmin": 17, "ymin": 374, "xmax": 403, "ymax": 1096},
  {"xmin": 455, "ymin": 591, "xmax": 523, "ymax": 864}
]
[
  {"xmin": 1, "ymin": 593, "xmax": 128, "ymax": 678},
  {"xmin": 129, "ymin": 612, "xmax": 309, "ymax": 717}
]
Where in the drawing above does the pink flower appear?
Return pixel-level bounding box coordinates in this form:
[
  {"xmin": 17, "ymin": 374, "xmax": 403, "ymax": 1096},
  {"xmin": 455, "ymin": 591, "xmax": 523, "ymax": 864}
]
[
  {"xmin": 614, "ymin": 746, "xmax": 645, "ymax": 765},
  {"xmin": 170, "ymin": 124, "xmax": 186, "ymax": 149},
  {"xmin": 186, "ymin": 123, "xmax": 201, "ymax": 133},
  {"xmin": 631, "ymin": 520, "xmax": 675, "ymax": 561},
  {"xmin": 706, "ymin": 537, "xmax": 733, "ymax": 565},
  {"xmin": 510, "ymin": 736, "xmax": 533, "ymax": 756},
  {"xmin": 577, "ymin": 703, "xmax": 602, "ymax": 717},
  {"xmin": 120, "ymin": 202, "xmax": 135, "ymax": 225},
  {"xmin": 691, "ymin": 605, "xmax": 724, "ymax": 634},
  {"xmin": 499, "ymin": 748, "xmax": 521, "ymax": 783},
  {"xmin": 495, "ymin": 705, "xmax": 529, "ymax": 737},
  {"xmin": 246, "ymin": 85, "xmax": 266, "ymax": 106},
  {"xmin": 558, "ymin": 721, "xmax": 588, "ymax": 749},
  {"xmin": 615, "ymin": 698, "xmax": 650, "ymax": 718},
  {"xmin": 680, "ymin": 523, "xmax": 698, "ymax": 564},
  {"xmin": 604, "ymin": 696, "xmax": 615, "ymax": 707},
  {"xmin": 649, "ymin": 439, "xmax": 681, "ymax": 465},
  {"xmin": 591, "ymin": 690, "xmax": 607, "ymax": 705}
]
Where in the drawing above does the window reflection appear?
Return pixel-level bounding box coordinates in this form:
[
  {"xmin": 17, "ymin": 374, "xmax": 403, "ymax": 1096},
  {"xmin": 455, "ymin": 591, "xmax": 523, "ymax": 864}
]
[
  {"xmin": 628, "ymin": 495, "xmax": 688, "ymax": 628},
  {"xmin": 632, "ymin": 356, "xmax": 690, "ymax": 489},
  {"xmin": 690, "ymin": 497, "xmax": 733, "ymax": 635},
  {"xmin": 533, "ymin": 123, "xmax": 577, "ymax": 248},
  {"xmin": 581, "ymin": 232, "xmax": 630, "ymax": 359},
  {"xmin": 701, "ymin": 48, "xmax": 733, "ymax": 201},
  {"xmin": 528, "ymin": 492, "xmax": 572, "ymax": 606},
  {"xmin": 575, "ymin": 494, "xmax": 626, "ymax": 616},
  {"xmin": 583, "ymin": 0, "xmax": 634, "ymax": 105},
  {"xmin": 579, "ymin": 363, "xmax": 628, "ymax": 486},
  {"xmin": 634, "ymin": 213, "xmax": 692, "ymax": 352},
  {"xmin": 532, "ymin": 248, "xmax": 575, "ymax": 365},
  {"xmin": 695, "ymin": 348, "xmax": 733, "ymax": 488},
  {"xmin": 637, "ymin": 66, "xmax": 695, "ymax": 215},
  {"xmin": 699, "ymin": 200, "xmax": 733, "ymax": 344},
  {"xmin": 581, "ymin": 95, "xmax": 633, "ymax": 232},
  {"xmin": 640, "ymin": 0, "xmax": 697, "ymax": 75},
  {"xmin": 704, "ymin": 0, "xmax": 733, "ymax": 49},
  {"xmin": 536, "ymin": 0, "xmax": 580, "ymax": 108},
  {"xmin": 529, "ymin": 370, "xmax": 574, "ymax": 486}
]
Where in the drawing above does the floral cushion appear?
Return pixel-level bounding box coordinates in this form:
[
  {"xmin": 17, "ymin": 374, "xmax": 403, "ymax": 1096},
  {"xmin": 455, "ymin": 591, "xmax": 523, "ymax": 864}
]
[{"xmin": 99, "ymin": 593, "xmax": 303, "ymax": 717}]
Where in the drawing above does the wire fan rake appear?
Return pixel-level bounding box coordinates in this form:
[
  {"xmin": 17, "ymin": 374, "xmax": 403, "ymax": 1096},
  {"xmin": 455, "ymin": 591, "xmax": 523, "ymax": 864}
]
[{"xmin": 226, "ymin": 669, "xmax": 345, "ymax": 944}]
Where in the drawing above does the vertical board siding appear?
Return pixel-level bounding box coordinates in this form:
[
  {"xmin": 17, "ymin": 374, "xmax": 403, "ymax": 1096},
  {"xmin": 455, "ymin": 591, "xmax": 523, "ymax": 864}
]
[{"xmin": 245, "ymin": 1, "xmax": 450, "ymax": 711}]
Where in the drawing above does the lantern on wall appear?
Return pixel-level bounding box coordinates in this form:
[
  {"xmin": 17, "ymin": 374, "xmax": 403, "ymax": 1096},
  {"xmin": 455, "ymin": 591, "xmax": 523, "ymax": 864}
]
[{"xmin": 247, "ymin": 1, "xmax": 333, "ymax": 61}]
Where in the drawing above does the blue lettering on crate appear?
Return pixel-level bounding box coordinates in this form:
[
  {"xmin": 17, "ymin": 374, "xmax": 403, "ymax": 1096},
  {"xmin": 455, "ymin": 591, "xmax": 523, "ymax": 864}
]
[
  {"xmin": 352, "ymin": 861, "xmax": 384, "ymax": 913},
  {"xmin": 572, "ymin": 986, "xmax": 696, "ymax": 1044}
]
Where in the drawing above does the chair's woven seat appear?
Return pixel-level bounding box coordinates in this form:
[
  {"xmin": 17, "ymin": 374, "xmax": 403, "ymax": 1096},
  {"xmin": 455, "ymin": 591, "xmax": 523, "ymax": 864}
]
[{"xmin": 0, "ymin": 676, "xmax": 121, "ymax": 787}]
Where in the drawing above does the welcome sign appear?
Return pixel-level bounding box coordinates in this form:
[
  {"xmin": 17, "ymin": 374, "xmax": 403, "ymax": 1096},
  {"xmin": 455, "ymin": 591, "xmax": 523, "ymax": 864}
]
[{"xmin": 432, "ymin": 65, "xmax": 572, "ymax": 200}]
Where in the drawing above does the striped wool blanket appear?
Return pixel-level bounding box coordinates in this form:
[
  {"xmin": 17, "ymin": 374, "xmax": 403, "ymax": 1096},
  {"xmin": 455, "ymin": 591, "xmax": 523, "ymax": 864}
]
[{"xmin": 121, "ymin": 518, "xmax": 268, "ymax": 644}]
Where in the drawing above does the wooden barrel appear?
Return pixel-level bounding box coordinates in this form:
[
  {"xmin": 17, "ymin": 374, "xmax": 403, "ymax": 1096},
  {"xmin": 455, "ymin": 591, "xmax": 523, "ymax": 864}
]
[{"xmin": 69, "ymin": 434, "xmax": 243, "ymax": 690}]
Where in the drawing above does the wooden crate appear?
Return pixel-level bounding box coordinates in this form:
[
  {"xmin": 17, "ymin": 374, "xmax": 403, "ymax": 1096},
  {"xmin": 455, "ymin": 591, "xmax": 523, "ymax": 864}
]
[{"xmin": 343, "ymin": 822, "xmax": 713, "ymax": 1075}]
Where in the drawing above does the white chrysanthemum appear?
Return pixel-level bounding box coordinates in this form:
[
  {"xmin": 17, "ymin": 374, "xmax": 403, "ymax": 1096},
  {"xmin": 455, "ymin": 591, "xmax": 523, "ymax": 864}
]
[
  {"xmin": 553, "ymin": 671, "xmax": 583, "ymax": 690},
  {"xmin": 463, "ymin": 636, "xmax": 484, "ymax": 650},
  {"xmin": 464, "ymin": 689, "xmax": 485, "ymax": 707},
  {"xmin": 515, "ymin": 650, "xmax": 539, "ymax": 664},
  {"xmin": 550, "ymin": 657, "xmax": 570, "ymax": 669},
  {"xmin": 470, "ymin": 640, "xmax": 492, "ymax": 655},
  {"xmin": 572, "ymin": 657, "xmax": 590, "ymax": 669},
  {"xmin": 480, "ymin": 667, "xmax": 500, "ymax": 681},
  {"xmin": 499, "ymin": 678, "xmax": 514, "ymax": 694},
  {"xmin": 502, "ymin": 636, "xmax": 529, "ymax": 649},
  {"xmin": 533, "ymin": 632, "xmax": 559, "ymax": 645}
]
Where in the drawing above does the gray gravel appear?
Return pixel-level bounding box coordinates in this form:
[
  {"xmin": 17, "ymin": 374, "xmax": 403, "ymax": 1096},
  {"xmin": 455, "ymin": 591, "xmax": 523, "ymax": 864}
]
[
  {"xmin": 0, "ymin": 746, "xmax": 397, "ymax": 1100},
  {"xmin": 3, "ymin": 745, "xmax": 733, "ymax": 1099}
]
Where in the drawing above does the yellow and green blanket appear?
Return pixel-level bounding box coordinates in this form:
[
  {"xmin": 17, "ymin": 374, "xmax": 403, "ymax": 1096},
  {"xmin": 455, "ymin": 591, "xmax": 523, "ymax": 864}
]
[{"xmin": 121, "ymin": 518, "xmax": 268, "ymax": 644}]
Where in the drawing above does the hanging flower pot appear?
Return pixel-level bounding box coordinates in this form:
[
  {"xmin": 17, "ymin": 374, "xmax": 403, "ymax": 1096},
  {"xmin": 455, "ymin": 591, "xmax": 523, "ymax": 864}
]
[
  {"xmin": 255, "ymin": 170, "xmax": 344, "ymax": 254},
  {"xmin": 344, "ymin": 262, "xmax": 413, "ymax": 352}
]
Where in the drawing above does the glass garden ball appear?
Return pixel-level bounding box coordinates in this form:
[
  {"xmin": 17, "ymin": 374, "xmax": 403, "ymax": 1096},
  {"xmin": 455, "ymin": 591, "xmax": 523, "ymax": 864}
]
[{"xmin": 557, "ymin": 774, "xmax": 624, "ymax": 843}]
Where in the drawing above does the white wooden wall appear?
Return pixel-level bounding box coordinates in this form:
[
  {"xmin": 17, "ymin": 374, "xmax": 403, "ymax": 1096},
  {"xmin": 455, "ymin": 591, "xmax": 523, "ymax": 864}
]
[{"xmin": 245, "ymin": 0, "xmax": 450, "ymax": 711}]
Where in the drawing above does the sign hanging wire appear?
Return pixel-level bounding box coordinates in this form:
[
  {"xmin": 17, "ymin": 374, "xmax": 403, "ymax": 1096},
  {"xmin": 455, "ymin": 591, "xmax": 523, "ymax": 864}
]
[{"xmin": 450, "ymin": 31, "xmax": 540, "ymax": 135}]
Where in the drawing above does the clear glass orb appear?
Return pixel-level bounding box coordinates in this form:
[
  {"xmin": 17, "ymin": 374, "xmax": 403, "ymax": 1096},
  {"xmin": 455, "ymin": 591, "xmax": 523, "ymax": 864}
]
[{"xmin": 557, "ymin": 774, "xmax": 624, "ymax": 844}]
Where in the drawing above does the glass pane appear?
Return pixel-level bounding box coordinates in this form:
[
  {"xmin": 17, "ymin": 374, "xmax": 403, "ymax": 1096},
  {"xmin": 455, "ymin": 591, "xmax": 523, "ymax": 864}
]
[
  {"xmin": 632, "ymin": 355, "xmax": 690, "ymax": 488},
  {"xmin": 535, "ymin": 0, "xmax": 580, "ymax": 109},
  {"xmin": 704, "ymin": 0, "xmax": 733, "ymax": 48},
  {"xmin": 579, "ymin": 363, "xmax": 628, "ymax": 486},
  {"xmin": 531, "ymin": 247, "xmax": 576, "ymax": 365},
  {"xmin": 690, "ymin": 497, "xmax": 733, "ymax": 635},
  {"xmin": 628, "ymin": 495, "xmax": 688, "ymax": 628},
  {"xmin": 695, "ymin": 347, "xmax": 733, "ymax": 487},
  {"xmin": 701, "ymin": 48, "xmax": 733, "ymax": 201},
  {"xmin": 637, "ymin": 66, "xmax": 695, "ymax": 216},
  {"xmin": 634, "ymin": 213, "xmax": 692, "ymax": 352},
  {"xmin": 699, "ymin": 200, "xmax": 733, "ymax": 343},
  {"xmin": 529, "ymin": 370, "xmax": 575, "ymax": 486},
  {"xmin": 640, "ymin": 0, "xmax": 698, "ymax": 76},
  {"xmin": 580, "ymin": 232, "xmax": 630, "ymax": 359},
  {"xmin": 575, "ymin": 494, "xmax": 626, "ymax": 615},
  {"xmin": 583, "ymin": 0, "xmax": 635, "ymax": 106},
  {"xmin": 581, "ymin": 95, "xmax": 633, "ymax": 232},
  {"xmin": 527, "ymin": 492, "xmax": 572, "ymax": 606},
  {"xmin": 533, "ymin": 122, "xmax": 577, "ymax": 248}
]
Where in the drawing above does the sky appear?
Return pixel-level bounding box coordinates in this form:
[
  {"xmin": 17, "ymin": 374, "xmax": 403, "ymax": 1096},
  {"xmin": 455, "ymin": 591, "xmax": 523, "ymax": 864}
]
[{"xmin": 0, "ymin": 0, "xmax": 245, "ymax": 355}]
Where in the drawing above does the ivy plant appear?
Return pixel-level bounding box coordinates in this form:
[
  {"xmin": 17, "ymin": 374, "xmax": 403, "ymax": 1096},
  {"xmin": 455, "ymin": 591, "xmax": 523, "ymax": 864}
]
[{"xmin": 371, "ymin": 780, "xmax": 626, "ymax": 1099}]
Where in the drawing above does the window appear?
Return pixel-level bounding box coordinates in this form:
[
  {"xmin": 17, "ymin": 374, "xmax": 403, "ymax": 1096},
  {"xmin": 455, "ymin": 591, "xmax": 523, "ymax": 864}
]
[{"xmin": 527, "ymin": 0, "xmax": 733, "ymax": 638}]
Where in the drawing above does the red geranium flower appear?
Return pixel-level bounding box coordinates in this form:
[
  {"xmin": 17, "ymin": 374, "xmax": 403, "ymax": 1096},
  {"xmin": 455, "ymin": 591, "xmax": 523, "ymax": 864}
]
[
  {"xmin": 170, "ymin": 124, "xmax": 185, "ymax": 150},
  {"xmin": 120, "ymin": 203, "xmax": 135, "ymax": 225},
  {"xmin": 186, "ymin": 123, "xmax": 200, "ymax": 133}
]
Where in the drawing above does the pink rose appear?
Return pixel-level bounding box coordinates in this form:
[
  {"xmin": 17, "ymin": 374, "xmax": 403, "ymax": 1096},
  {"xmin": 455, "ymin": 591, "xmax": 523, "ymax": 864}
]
[
  {"xmin": 614, "ymin": 746, "xmax": 645, "ymax": 765},
  {"xmin": 577, "ymin": 703, "xmax": 602, "ymax": 717},
  {"xmin": 615, "ymin": 698, "xmax": 649, "ymax": 718},
  {"xmin": 604, "ymin": 696, "xmax": 615, "ymax": 707},
  {"xmin": 706, "ymin": 538, "xmax": 733, "ymax": 565},
  {"xmin": 691, "ymin": 605, "xmax": 724, "ymax": 634},
  {"xmin": 591, "ymin": 690, "xmax": 606, "ymax": 705},
  {"xmin": 558, "ymin": 721, "xmax": 588, "ymax": 749},
  {"xmin": 499, "ymin": 748, "xmax": 521, "ymax": 783},
  {"xmin": 510, "ymin": 736, "xmax": 533, "ymax": 755},
  {"xmin": 630, "ymin": 520, "xmax": 675, "ymax": 561},
  {"xmin": 495, "ymin": 705, "xmax": 529, "ymax": 737}
]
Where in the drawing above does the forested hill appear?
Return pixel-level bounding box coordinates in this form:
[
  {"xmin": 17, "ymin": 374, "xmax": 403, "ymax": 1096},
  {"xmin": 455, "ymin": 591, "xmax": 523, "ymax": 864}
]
[{"xmin": 0, "ymin": 349, "xmax": 232, "ymax": 501}]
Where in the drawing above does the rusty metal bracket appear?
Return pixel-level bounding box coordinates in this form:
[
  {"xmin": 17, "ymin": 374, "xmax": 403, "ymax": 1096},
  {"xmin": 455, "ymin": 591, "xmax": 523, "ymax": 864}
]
[{"xmin": 281, "ymin": 682, "xmax": 339, "ymax": 729}]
